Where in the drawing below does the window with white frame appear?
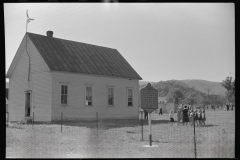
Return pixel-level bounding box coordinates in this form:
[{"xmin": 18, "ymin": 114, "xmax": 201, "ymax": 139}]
[
  {"xmin": 108, "ymin": 88, "xmax": 114, "ymax": 106},
  {"xmin": 127, "ymin": 88, "xmax": 133, "ymax": 106},
  {"xmin": 60, "ymin": 85, "xmax": 68, "ymax": 105},
  {"xmin": 85, "ymin": 86, "xmax": 93, "ymax": 106}
]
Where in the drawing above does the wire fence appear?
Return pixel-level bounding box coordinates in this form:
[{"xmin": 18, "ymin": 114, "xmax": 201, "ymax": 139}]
[{"xmin": 6, "ymin": 110, "xmax": 235, "ymax": 158}]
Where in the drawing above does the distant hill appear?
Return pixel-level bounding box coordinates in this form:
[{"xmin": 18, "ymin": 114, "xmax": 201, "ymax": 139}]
[
  {"xmin": 139, "ymin": 79, "xmax": 227, "ymax": 96},
  {"xmin": 182, "ymin": 79, "xmax": 226, "ymax": 96},
  {"xmin": 139, "ymin": 79, "xmax": 204, "ymax": 98}
]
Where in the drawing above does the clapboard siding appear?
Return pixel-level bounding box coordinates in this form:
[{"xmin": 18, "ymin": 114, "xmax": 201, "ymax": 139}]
[
  {"xmin": 51, "ymin": 71, "xmax": 139, "ymax": 120},
  {"xmin": 8, "ymin": 35, "xmax": 52, "ymax": 121}
]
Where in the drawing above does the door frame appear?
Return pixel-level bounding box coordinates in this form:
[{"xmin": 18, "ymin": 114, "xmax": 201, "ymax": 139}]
[{"xmin": 25, "ymin": 90, "xmax": 32, "ymax": 117}]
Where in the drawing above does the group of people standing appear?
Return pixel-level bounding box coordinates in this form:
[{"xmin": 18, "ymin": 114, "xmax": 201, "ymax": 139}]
[
  {"xmin": 225, "ymin": 104, "xmax": 234, "ymax": 111},
  {"xmin": 170, "ymin": 105, "xmax": 206, "ymax": 127}
]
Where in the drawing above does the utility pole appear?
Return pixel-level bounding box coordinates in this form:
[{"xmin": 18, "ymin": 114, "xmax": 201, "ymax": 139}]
[
  {"xmin": 206, "ymin": 89, "xmax": 211, "ymax": 98},
  {"xmin": 205, "ymin": 88, "xmax": 211, "ymax": 109}
]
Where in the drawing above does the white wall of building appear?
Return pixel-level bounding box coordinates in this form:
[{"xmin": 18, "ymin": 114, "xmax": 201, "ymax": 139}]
[
  {"xmin": 8, "ymin": 35, "xmax": 52, "ymax": 121},
  {"xmin": 51, "ymin": 71, "xmax": 139, "ymax": 120}
]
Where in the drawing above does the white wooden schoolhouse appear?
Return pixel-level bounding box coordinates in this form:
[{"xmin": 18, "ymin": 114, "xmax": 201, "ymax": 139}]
[{"xmin": 6, "ymin": 31, "xmax": 142, "ymax": 122}]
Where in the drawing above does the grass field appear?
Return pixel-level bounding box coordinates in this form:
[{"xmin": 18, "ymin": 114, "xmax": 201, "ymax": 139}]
[{"xmin": 6, "ymin": 109, "xmax": 235, "ymax": 158}]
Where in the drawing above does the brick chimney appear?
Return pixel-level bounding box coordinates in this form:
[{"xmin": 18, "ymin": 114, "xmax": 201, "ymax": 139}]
[{"xmin": 46, "ymin": 31, "xmax": 53, "ymax": 37}]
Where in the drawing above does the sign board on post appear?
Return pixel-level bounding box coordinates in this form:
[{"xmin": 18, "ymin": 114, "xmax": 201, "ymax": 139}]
[
  {"xmin": 141, "ymin": 83, "xmax": 158, "ymax": 113},
  {"xmin": 140, "ymin": 83, "xmax": 158, "ymax": 147}
]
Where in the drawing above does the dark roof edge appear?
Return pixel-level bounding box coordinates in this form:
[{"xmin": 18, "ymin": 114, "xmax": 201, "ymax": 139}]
[{"xmin": 114, "ymin": 49, "xmax": 143, "ymax": 80}]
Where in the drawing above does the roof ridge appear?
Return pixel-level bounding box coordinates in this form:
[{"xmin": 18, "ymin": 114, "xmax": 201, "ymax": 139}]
[{"xmin": 27, "ymin": 32, "xmax": 117, "ymax": 50}]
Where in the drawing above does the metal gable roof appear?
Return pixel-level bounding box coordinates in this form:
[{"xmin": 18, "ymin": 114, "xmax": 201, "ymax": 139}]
[{"xmin": 27, "ymin": 32, "xmax": 142, "ymax": 80}]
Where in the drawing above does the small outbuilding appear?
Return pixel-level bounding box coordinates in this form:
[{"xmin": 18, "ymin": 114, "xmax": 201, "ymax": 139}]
[{"xmin": 166, "ymin": 102, "xmax": 178, "ymax": 113}]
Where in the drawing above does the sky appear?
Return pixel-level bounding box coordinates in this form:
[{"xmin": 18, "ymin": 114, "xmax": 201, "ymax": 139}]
[{"xmin": 4, "ymin": 3, "xmax": 235, "ymax": 83}]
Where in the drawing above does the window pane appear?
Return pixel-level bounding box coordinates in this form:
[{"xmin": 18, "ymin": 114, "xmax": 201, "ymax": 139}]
[
  {"xmin": 108, "ymin": 88, "xmax": 114, "ymax": 105},
  {"xmin": 108, "ymin": 88, "xmax": 113, "ymax": 96},
  {"xmin": 128, "ymin": 89, "xmax": 132, "ymax": 97},
  {"xmin": 61, "ymin": 95, "xmax": 64, "ymax": 104},
  {"xmin": 108, "ymin": 97, "xmax": 113, "ymax": 105},
  {"xmin": 127, "ymin": 88, "xmax": 133, "ymax": 106},
  {"xmin": 65, "ymin": 95, "xmax": 67, "ymax": 104},
  {"xmin": 65, "ymin": 86, "xmax": 67, "ymax": 95},
  {"xmin": 128, "ymin": 102, "xmax": 132, "ymax": 106},
  {"xmin": 89, "ymin": 87, "xmax": 92, "ymax": 96},
  {"xmin": 63, "ymin": 96, "xmax": 65, "ymax": 104},
  {"xmin": 61, "ymin": 85, "xmax": 64, "ymax": 94},
  {"xmin": 86, "ymin": 86, "xmax": 93, "ymax": 105},
  {"xmin": 89, "ymin": 96, "xmax": 92, "ymax": 102},
  {"xmin": 86, "ymin": 87, "xmax": 92, "ymax": 96},
  {"xmin": 61, "ymin": 95, "xmax": 67, "ymax": 104}
]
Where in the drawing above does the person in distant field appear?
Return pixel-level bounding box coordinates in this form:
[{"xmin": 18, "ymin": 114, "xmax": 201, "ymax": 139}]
[
  {"xmin": 189, "ymin": 110, "xmax": 194, "ymax": 126},
  {"xmin": 194, "ymin": 109, "xmax": 199, "ymax": 126},
  {"xmin": 177, "ymin": 109, "xmax": 182, "ymax": 126},
  {"xmin": 159, "ymin": 107, "xmax": 162, "ymax": 115},
  {"xmin": 188, "ymin": 108, "xmax": 191, "ymax": 117},
  {"xmin": 201, "ymin": 110, "xmax": 206, "ymax": 126},
  {"xmin": 144, "ymin": 110, "xmax": 148, "ymax": 120},
  {"xmin": 169, "ymin": 110, "xmax": 174, "ymax": 126},
  {"xmin": 182, "ymin": 106, "xmax": 189, "ymax": 126},
  {"xmin": 198, "ymin": 109, "xmax": 202, "ymax": 126},
  {"xmin": 226, "ymin": 104, "xmax": 229, "ymax": 111},
  {"xmin": 231, "ymin": 105, "xmax": 234, "ymax": 110}
]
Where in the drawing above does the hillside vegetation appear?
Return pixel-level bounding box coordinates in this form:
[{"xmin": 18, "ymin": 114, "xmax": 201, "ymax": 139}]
[
  {"xmin": 182, "ymin": 79, "xmax": 226, "ymax": 96},
  {"xmin": 140, "ymin": 80, "xmax": 205, "ymax": 97},
  {"xmin": 139, "ymin": 79, "xmax": 226, "ymax": 96}
]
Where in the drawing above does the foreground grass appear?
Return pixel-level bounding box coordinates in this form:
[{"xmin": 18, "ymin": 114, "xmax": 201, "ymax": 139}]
[{"xmin": 6, "ymin": 110, "xmax": 235, "ymax": 158}]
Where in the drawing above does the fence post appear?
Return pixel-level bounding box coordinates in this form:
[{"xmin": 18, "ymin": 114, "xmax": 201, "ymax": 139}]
[
  {"xmin": 141, "ymin": 111, "xmax": 143, "ymax": 141},
  {"xmin": 32, "ymin": 112, "xmax": 34, "ymax": 126},
  {"xmin": 61, "ymin": 112, "xmax": 63, "ymax": 133},
  {"xmin": 6, "ymin": 112, "xmax": 9, "ymax": 127},
  {"xmin": 193, "ymin": 116, "xmax": 197, "ymax": 158},
  {"xmin": 148, "ymin": 112, "xmax": 152, "ymax": 146},
  {"xmin": 96, "ymin": 112, "xmax": 98, "ymax": 130}
]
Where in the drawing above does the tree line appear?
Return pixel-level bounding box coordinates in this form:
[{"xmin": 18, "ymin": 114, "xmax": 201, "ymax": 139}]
[
  {"xmin": 139, "ymin": 78, "xmax": 234, "ymax": 108},
  {"xmin": 221, "ymin": 76, "xmax": 235, "ymax": 105}
]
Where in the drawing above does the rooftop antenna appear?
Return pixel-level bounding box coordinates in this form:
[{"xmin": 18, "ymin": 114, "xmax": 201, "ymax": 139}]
[
  {"xmin": 206, "ymin": 89, "xmax": 211, "ymax": 98},
  {"xmin": 26, "ymin": 10, "xmax": 34, "ymax": 33},
  {"xmin": 26, "ymin": 10, "xmax": 34, "ymax": 81}
]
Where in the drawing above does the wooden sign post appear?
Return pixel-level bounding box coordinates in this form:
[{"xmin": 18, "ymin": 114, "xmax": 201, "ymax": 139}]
[{"xmin": 141, "ymin": 83, "xmax": 158, "ymax": 146}]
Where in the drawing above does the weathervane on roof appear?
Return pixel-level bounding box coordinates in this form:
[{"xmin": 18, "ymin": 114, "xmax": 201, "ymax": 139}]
[{"xmin": 26, "ymin": 10, "xmax": 34, "ymax": 33}]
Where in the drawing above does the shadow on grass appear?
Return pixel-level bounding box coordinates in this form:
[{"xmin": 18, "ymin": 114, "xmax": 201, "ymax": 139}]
[
  {"xmin": 202, "ymin": 124, "xmax": 219, "ymax": 127},
  {"xmin": 101, "ymin": 119, "xmax": 170, "ymax": 129},
  {"xmin": 32, "ymin": 119, "xmax": 171, "ymax": 130}
]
